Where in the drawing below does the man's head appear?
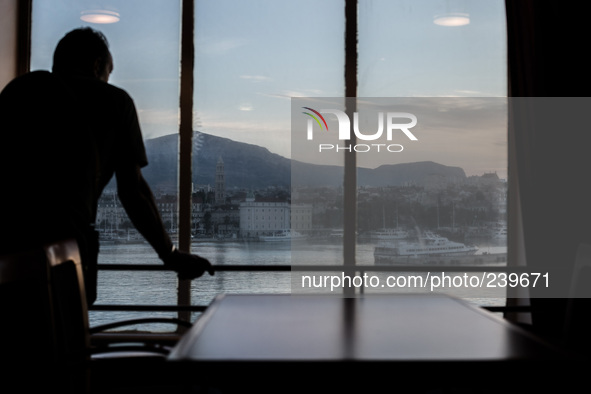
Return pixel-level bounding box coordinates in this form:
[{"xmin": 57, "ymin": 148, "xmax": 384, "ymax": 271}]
[{"xmin": 52, "ymin": 27, "xmax": 113, "ymax": 82}]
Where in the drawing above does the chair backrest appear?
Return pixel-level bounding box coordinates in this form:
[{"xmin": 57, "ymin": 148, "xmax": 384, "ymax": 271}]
[
  {"xmin": 0, "ymin": 238, "xmax": 89, "ymax": 392},
  {"xmin": 0, "ymin": 247, "xmax": 57, "ymax": 365},
  {"xmin": 44, "ymin": 239, "xmax": 91, "ymax": 362}
]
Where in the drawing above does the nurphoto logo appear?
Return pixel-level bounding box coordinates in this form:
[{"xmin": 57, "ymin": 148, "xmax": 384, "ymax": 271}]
[{"xmin": 302, "ymin": 106, "xmax": 418, "ymax": 153}]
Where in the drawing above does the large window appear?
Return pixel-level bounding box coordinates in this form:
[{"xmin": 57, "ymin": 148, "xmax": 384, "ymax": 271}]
[{"xmin": 30, "ymin": 0, "xmax": 507, "ymax": 326}]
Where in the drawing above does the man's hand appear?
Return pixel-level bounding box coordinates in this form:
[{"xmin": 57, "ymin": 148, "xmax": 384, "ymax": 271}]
[{"xmin": 163, "ymin": 248, "xmax": 214, "ymax": 280}]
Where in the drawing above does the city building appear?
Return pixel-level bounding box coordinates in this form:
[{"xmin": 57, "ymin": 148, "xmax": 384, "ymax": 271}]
[
  {"xmin": 239, "ymin": 193, "xmax": 312, "ymax": 238},
  {"xmin": 215, "ymin": 156, "xmax": 225, "ymax": 206}
]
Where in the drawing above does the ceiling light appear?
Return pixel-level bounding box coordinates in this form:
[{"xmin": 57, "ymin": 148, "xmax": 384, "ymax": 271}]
[
  {"xmin": 433, "ymin": 12, "xmax": 470, "ymax": 27},
  {"xmin": 80, "ymin": 10, "xmax": 120, "ymax": 24}
]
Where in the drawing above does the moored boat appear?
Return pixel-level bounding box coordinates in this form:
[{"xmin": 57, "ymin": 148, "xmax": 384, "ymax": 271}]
[
  {"xmin": 258, "ymin": 229, "xmax": 307, "ymax": 242},
  {"xmin": 362, "ymin": 227, "xmax": 409, "ymax": 241},
  {"xmin": 374, "ymin": 232, "xmax": 505, "ymax": 265}
]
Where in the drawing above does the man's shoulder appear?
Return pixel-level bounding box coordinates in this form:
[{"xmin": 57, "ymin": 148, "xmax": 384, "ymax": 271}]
[
  {"xmin": 15, "ymin": 70, "xmax": 52, "ymax": 80},
  {"xmin": 1, "ymin": 70, "xmax": 52, "ymax": 94},
  {"xmin": 0, "ymin": 70, "xmax": 72, "ymax": 111}
]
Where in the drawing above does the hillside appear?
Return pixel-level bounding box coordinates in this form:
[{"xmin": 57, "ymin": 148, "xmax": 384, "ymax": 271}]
[{"xmin": 138, "ymin": 131, "xmax": 467, "ymax": 191}]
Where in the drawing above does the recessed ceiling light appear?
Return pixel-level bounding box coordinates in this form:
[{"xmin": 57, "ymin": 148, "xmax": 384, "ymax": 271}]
[
  {"xmin": 433, "ymin": 13, "xmax": 470, "ymax": 27},
  {"xmin": 80, "ymin": 10, "xmax": 120, "ymax": 24}
]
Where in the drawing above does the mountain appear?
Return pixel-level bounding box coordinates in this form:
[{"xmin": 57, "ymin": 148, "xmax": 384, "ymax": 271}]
[
  {"xmin": 358, "ymin": 161, "xmax": 466, "ymax": 187},
  {"xmin": 142, "ymin": 131, "xmax": 291, "ymax": 190},
  {"xmin": 139, "ymin": 131, "xmax": 466, "ymax": 191}
]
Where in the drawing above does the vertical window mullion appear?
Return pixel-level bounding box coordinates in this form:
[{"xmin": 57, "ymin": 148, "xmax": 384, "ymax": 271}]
[
  {"xmin": 177, "ymin": 0, "xmax": 194, "ymax": 322},
  {"xmin": 343, "ymin": 0, "xmax": 357, "ymax": 297},
  {"xmin": 18, "ymin": 0, "xmax": 32, "ymax": 76}
]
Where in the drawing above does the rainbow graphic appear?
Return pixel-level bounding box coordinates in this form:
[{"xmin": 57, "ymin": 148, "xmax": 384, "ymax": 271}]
[{"xmin": 302, "ymin": 107, "xmax": 328, "ymax": 131}]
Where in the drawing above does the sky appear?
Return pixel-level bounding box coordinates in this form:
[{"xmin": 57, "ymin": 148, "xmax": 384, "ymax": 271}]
[{"xmin": 30, "ymin": 0, "xmax": 507, "ymax": 178}]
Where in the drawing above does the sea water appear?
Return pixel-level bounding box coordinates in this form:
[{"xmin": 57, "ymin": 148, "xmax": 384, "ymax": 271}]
[{"xmin": 90, "ymin": 239, "xmax": 507, "ymax": 330}]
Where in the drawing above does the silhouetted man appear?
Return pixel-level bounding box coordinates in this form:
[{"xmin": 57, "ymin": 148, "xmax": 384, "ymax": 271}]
[{"xmin": 0, "ymin": 27, "xmax": 213, "ymax": 305}]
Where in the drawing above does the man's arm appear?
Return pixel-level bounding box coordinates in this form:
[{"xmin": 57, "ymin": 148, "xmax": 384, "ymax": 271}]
[{"xmin": 116, "ymin": 164, "xmax": 214, "ymax": 279}]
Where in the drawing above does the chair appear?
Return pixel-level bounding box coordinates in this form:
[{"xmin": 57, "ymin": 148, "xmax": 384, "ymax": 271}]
[
  {"xmin": 0, "ymin": 238, "xmax": 193, "ymax": 393},
  {"xmin": 0, "ymin": 245, "xmax": 62, "ymax": 392}
]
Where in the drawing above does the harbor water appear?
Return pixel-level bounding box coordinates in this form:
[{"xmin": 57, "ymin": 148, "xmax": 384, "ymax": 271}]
[{"xmin": 91, "ymin": 238, "xmax": 508, "ymax": 330}]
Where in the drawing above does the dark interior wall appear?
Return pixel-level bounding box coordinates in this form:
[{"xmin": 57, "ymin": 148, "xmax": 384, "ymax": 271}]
[{"xmin": 507, "ymin": 0, "xmax": 591, "ymax": 344}]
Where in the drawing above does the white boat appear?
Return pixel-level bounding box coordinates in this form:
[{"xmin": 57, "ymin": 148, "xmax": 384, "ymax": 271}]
[
  {"xmin": 363, "ymin": 228, "xmax": 409, "ymax": 240},
  {"xmin": 373, "ymin": 232, "xmax": 500, "ymax": 265},
  {"xmin": 363, "ymin": 205, "xmax": 408, "ymax": 240},
  {"xmin": 258, "ymin": 230, "xmax": 307, "ymax": 242}
]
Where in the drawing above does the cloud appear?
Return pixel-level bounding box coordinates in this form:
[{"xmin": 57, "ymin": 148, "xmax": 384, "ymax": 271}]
[
  {"xmin": 197, "ymin": 37, "xmax": 249, "ymax": 55},
  {"xmin": 260, "ymin": 89, "xmax": 330, "ymax": 100}
]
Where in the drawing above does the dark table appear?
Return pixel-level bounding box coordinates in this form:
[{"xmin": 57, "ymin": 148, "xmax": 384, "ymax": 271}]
[{"xmin": 168, "ymin": 293, "xmax": 571, "ymax": 392}]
